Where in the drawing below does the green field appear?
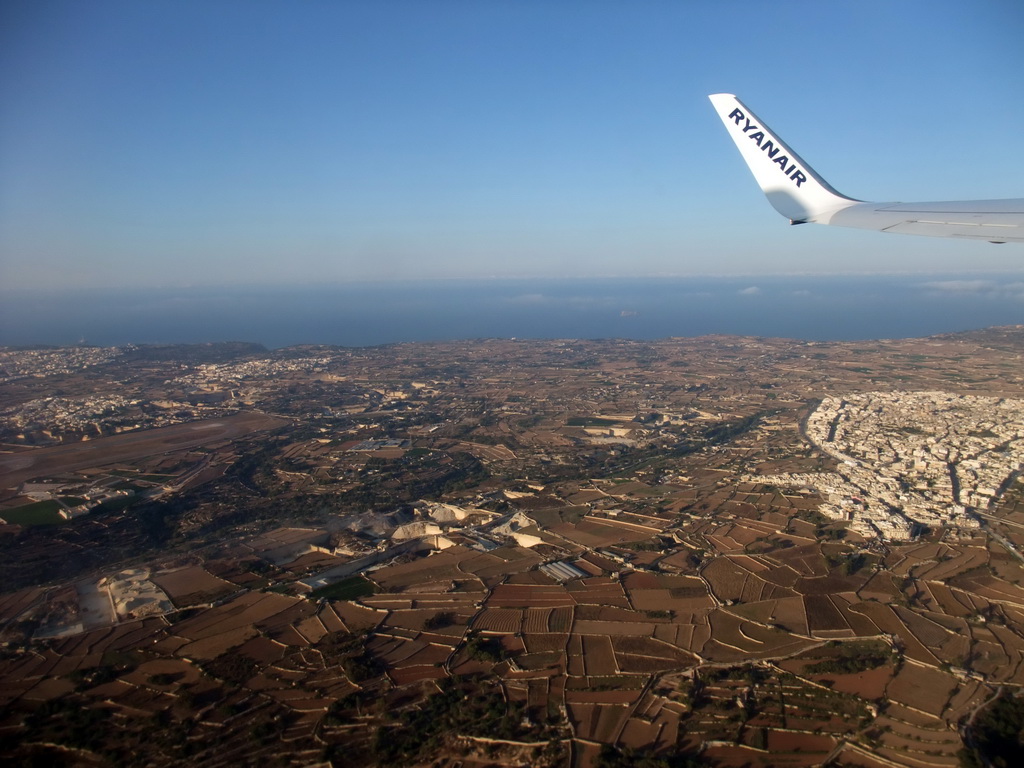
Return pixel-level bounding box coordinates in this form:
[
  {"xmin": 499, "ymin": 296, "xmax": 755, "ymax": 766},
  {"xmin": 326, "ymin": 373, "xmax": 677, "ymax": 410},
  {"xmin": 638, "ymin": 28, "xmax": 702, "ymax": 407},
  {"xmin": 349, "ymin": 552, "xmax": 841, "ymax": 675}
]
[
  {"xmin": 566, "ymin": 417, "xmax": 623, "ymax": 427},
  {"xmin": 2, "ymin": 500, "xmax": 67, "ymax": 525}
]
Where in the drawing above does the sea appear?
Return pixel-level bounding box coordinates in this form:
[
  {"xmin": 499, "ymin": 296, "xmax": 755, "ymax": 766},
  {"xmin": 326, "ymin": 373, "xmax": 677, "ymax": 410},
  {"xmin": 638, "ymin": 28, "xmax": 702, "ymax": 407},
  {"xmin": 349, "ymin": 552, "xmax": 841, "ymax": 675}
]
[{"xmin": 2, "ymin": 273, "xmax": 1023, "ymax": 349}]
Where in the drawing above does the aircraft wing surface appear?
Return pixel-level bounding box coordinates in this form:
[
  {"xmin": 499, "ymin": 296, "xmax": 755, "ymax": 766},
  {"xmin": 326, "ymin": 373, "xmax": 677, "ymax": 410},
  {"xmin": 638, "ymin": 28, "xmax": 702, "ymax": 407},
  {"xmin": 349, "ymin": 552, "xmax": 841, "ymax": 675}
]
[{"xmin": 708, "ymin": 93, "xmax": 1024, "ymax": 243}]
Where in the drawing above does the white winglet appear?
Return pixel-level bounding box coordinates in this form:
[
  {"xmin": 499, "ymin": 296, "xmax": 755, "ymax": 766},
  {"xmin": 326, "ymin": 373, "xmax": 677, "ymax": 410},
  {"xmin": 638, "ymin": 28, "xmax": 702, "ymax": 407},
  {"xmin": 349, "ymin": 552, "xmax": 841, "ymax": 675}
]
[
  {"xmin": 708, "ymin": 93, "xmax": 858, "ymax": 224},
  {"xmin": 708, "ymin": 93, "xmax": 1024, "ymax": 243}
]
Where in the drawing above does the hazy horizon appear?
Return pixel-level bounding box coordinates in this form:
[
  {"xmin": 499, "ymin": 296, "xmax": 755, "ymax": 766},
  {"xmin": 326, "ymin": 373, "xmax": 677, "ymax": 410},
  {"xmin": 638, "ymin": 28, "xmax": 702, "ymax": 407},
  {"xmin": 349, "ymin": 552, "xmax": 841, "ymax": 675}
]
[{"xmin": 3, "ymin": 272, "xmax": 1022, "ymax": 350}]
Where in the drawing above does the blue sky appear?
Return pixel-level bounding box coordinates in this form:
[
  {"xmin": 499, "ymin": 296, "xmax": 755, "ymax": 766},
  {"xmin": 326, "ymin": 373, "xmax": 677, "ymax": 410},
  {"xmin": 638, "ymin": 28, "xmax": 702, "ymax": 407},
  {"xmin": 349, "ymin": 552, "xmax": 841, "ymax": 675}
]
[{"xmin": 2, "ymin": 0, "xmax": 1023, "ymax": 291}]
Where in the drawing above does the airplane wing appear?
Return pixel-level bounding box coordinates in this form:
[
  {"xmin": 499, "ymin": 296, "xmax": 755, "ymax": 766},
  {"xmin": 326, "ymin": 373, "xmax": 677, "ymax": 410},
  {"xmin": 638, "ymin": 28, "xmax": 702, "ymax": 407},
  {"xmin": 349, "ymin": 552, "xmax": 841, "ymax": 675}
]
[{"xmin": 708, "ymin": 93, "xmax": 1024, "ymax": 244}]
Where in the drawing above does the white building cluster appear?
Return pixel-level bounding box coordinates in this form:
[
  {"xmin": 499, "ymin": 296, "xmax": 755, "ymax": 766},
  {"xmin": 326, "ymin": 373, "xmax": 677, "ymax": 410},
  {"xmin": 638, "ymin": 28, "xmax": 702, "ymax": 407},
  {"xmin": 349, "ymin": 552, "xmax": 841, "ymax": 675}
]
[
  {"xmin": 0, "ymin": 346, "xmax": 125, "ymax": 382},
  {"xmin": 170, "ymin": 356, "xmax": 332, "ymax": 388},
  {"xmin": 2, "ymin": 394, "xmax": 140, "ymax": 437},
  {"xmin": 753, "ymin": 391, "xmax": 1024, "ymax": 541}
]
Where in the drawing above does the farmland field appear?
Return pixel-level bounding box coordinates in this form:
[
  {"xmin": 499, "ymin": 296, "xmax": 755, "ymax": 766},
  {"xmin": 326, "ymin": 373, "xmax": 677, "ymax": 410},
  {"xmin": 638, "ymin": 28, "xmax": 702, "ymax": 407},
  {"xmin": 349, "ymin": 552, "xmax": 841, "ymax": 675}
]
[{"xmin": 0, "ymin": 500, "xmax": 66, "ymax": 525}]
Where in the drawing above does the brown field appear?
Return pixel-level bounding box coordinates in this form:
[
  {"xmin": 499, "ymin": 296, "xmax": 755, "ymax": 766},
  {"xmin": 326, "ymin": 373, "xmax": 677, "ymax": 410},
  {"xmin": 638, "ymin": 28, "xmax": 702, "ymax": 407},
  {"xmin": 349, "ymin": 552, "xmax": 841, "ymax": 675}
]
[
  {"xmin": 988, "ymin": 624, "xmax": 1024, "ymax": 684},
  {"xmin": 760, "ymin": 564, "xmax": 801, "ymax": 588},
  {"xmin": 917, "ymin": 548, "xmax": 989, "ymax": 582},
  {"xmin": 566, "ymin": 633, "xmax": 585, "ymax": 676},
  {"xmin": 852, "ymin": 602, "xmax": 939, "ymax": 665},
  {"xmin": 176, "ymin": 625, "xmax": 259, "ymax": 659},
  {"xmin": 685, "ymin": 621, "xmax": 712, "ymax": 654},
  {"xmin": 549, "ymin": 520, "xmax": 634, "ymax": 548},
  {"xmin": 237, "ymin": 635, "xmax": 288, "ymax": 664},
  {"xmin": 731, "ymin": 554, "xmax": 772, "ymax": 573},
  {"xmin": 875, "ymin": 716, "xmax": 961, "ymax": 756},
  {"xmin": 577, "ymin": 553, "xmax": 614, "ymax": 574},
  {"xmin": 945, "ymin": 678, "xmax": 992, "ymax": 721},
  {"xmin": 582, "ymin": 634, "xmax": 618, "ymax": 676},
  {"xmin": 627, "ymin": 588, "xmax": 714, "ymax": 614},
  {"xmin": 616, "ymin": 716, "xmax": 662, "ymax": 751},
  {"xmin": 615, "ymin": 654, "xmax": 683, "ymax": 674},
  {"xmin": 473, "ymin": 607, "xmax": 522, "ymax": 633},
  {"xmin": 515, "ymin": 650, "xmax": 563, "ymax": 672},
  {"xmin": 829, "ymin": 594, "xmax": 884, "ymax": 636},
  {"xmin": 622, "ymin": 571, "xmax": 660, "ymax": 590},
  {"xmin": 967, "ymin": 626, "xmax": 1012, "ymax": 678},
  {"xmin": 573, "ymin": 619, "xmax": 655, "ymax": 637},
  {"xmin": 702, "ymin": 743, "xmax": 825, "ymax": 767},
  {"xmin": 729, "ymin": 599, "xmax": 777, "ymax": 624},
  {"xmin": 396, "ymin": 642, "xmax": 452, "ymax": 667},
  {"xmin": 788, "ymin": 519, "xmax": 818, "ymax": 538},
  {"xmin": 367, "ymin": 636, "xmax": 423, "ymax": 666},
  {"xmin": 487, "ymin": 583, "xmax": 574, "ymax": 608},
  {"xmin": 472, "ymin": 547, "xmax": 545, "ymax": 579},
  {"xmin": 768, "ymin": 544, "xmax": 829, "ymax": 577},
  {"xmin": 369, "ymin": 547, "xmax": 479, "ymax": 590},
  {"xmin": 389, "ymin": 664, "xmax": 447, "ymax": 686},
  {"xmin": 610, "ymin": 635, "xmax": 692, "ymax": 662},
  {"xmin": 567, "ymin": 577, "xmax": 630, "ymax": 608},
  {"xmin": 282, "ymin": 551, "xmax": 347, "ymax": 573},
  {"xmin": 856, "ymin": 571, "xmax": 901, "ymax": 602},
  {"xmin": 701, "ymin": 610, "xmax": 814, "ymax": 661},
  {"xmin": 885, "ymin": 663, "xmax": 958, "ymax": 716},
  {"xmin": 22, "ymin": 677, "xmax": 76, "ymax": 702},
  {"xmin": 265, "ymin": 623, "xmax": 310, "ymax": 647},
  {"xmin": 814, "ymin": 664, "xmax": 893, "ymax": 700},
  {"xmin": 0, "ymin": 587, "xmax": 44, "ymax": 622},
  {"xmin": 404, "ymin": 592, "xmax": 481, "ymax": 610},
  {"xmin": 959, "ymin": 574, "xmax": 1024, "ymax": 607},
  {"xmin": 151, "ymin": 566, "xmax": 236, "ymax": 604},
  {"xmin": 925, "ymin": 582, "xmax": 975, "ymax": 617},
  {"xmin": 893, "ymin": 605, "xmax": 956, "ymax": 649},
  {"xmin": 793, "ymin": 571, "xmax": 866, "ymax": 596},
  {"xmin": 523, "ymin": 607, "xmax": 551, "ymax": 633},
  {"xmin": 564, "ymin": 688, "xmax": 642, "ymax": 704},
  {"xmin": 293, "ymin": 615, "xmax": 328, "ymax": 644},
  {"xmin": 701, "ymin": 558, "xmax": 749, "ymax": 602},
  {"xmin": 567, "ymin": 701, "xmax": 598, "ymax": 740},
  {"xmin": 507, "ymin": 569, "xmax": 558, "ymax": 585},
  {"xmin": 381, "ymin": 608, "xmax": 456, "ymax": 632},
  {"xmin": 592, "ymin": 703, "xmax": 631, "ymax": 743},
  {"xmin": 653, "ymin": 548, "xmax": 700, "ymax": 570},
  {"xmin": 805, "ymin": 595, "xmax": 850, "ymax": 633},
  {"xmin": 123, "ymin": 658, "xmax": 202, "ymax": 689},
  {"xmin": 328, "ymin": 600, "xmax": 384, "ymax": 632},
  {"xmin": 766, "ymin": 730, "xmax": 838, "ymax": 752},
  {"xmin": 726, "ymin": 525, "xmax": 765, "ymax": 547},
  {"xmin": 705, "ymin": 533, "xmax": 744, "ymax": 553},
  {"xmin": 549, "ymin": 606, "xmax": 573, "ymax": 632},
  {"xmin": 772, "ymin": 596, "xmax": 810, "ymax": 635},
  {"xmin": 657, "ymin": 574, "xmax": 709, "ymax": 592},
  {"xmin": 597, "ymin": 605, "xmax": 649, "ymax": 622},
  {"xmin": 169, "ymin": 592, "xmax": 299, "ymax": 640},
  {"xmin": 524, "ymin": 633, "xmax": 567, "ymax": 653}
]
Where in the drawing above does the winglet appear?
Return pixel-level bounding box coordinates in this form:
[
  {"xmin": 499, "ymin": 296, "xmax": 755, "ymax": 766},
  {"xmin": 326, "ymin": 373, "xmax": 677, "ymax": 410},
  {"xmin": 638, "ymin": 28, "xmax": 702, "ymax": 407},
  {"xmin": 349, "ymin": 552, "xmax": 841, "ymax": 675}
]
[{"xmin": 708, "ymin": 93, "xmax": 859, "ymax": 223}]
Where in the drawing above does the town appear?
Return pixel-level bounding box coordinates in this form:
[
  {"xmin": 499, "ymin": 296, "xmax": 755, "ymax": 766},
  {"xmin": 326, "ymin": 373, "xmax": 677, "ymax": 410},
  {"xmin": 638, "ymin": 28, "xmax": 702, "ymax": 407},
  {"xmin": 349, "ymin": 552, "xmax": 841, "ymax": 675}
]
[{"xmin": 754, "ymin": 391, "xmax": 1024, "ymax": 541}]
